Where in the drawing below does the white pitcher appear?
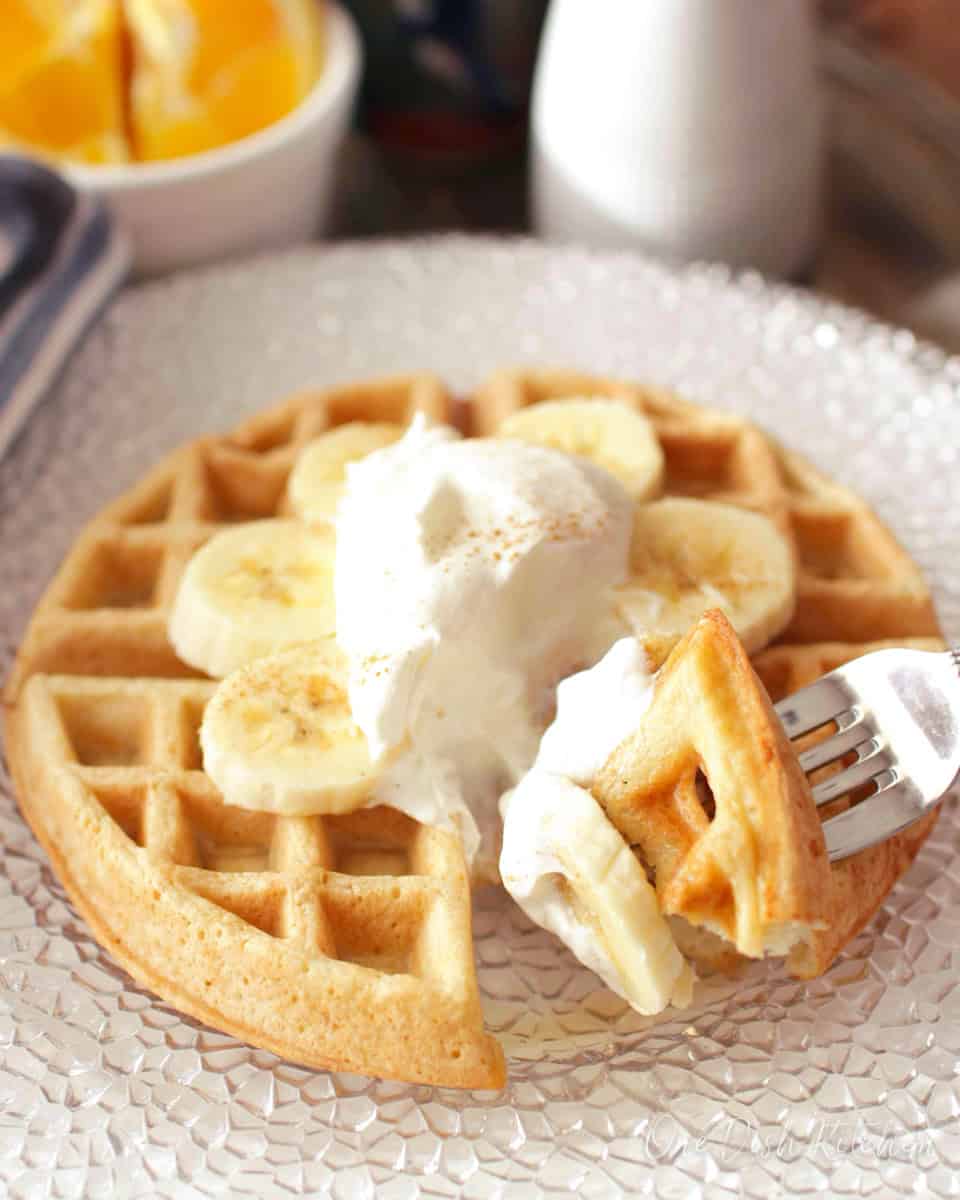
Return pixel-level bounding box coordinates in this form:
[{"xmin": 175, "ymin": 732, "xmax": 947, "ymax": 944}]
[{"xmin": 530, "ymin": 0, "xmax": 823, "ymax": 277}]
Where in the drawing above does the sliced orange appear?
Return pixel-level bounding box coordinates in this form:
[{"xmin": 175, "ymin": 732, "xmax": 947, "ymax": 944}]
[
  {"xmin": 124, "ymin": 0, "xmax": 325, "ymax": 162},
  {"xmin": 0, "ymin": 0, "xmax": 130, "ymax": 165}
]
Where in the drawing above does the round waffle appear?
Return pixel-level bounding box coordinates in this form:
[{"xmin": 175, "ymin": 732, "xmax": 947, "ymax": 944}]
[{"xmin": 3, "ymin": 368, "xmax": 943, "ymax": 1088}]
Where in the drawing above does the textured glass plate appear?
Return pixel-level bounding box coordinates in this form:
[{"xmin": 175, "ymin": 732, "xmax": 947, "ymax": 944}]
[{"xmin": 1, "ymin": 237, "xmax": 959, "ymax": 1200}]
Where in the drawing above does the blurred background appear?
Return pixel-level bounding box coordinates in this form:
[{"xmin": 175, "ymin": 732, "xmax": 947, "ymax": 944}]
[
  {"xmin": 339, "ymin": 0, "xmax": 960, "ymax": 349},
  {"xmin": 5, "ymin": 0, "xmax": 960, "ymax": 347}
]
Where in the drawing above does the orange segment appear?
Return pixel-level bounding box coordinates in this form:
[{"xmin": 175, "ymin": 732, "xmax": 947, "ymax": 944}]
[
  {"xmin": 2, "ymin": 0, "xmax": 58, "ymax": 74},
  {"xmin": 124, "ymin": 0, "xmax": 324, "ymax": 163},
  {"xmin": 206, "ymin": 43, "xmax": 304, "ymax": 144},
  {"xmin": 0, "ymin": 0, "xmax": 325, "ymax": 167},
  {"xmin": 0, "ymin": 0, "xmax": 130, "ymax": 165},
  {"xmin": 186, "ymin": 0, "xmax": 288, "ymax": 91}
]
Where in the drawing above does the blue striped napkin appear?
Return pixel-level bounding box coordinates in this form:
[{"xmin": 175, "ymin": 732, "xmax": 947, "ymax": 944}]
[{"xmin": 0, "ymin": 156, "xmax": 130, "ymax": 461}]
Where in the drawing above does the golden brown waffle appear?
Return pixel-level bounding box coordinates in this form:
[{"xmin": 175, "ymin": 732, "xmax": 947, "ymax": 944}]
[
  {"xmin": 2, "ymin": 366, "xmax": 944, "ymax": 1084},
  {"xmin": 474, "ymin": 367, "xmax": 944, "ymax": 976},
  {"xmin": 594, "ymin": 610, "xmax": 834, "ymax": 973},
  {"xmin": 4, "ymin": 374, "xmax": 506, "ymax": 1089}
]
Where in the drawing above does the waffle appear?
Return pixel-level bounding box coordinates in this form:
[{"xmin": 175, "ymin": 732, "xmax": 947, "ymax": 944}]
[
  {"xmin": 4, "ymin": 374, "xmax": 506, "ymax": 1089},
  {"xmin": 594, "ymin": 610, "xmax": 832, "ymax": 965},
  {"xmin": 474, "ymin": 368, "xmax": 944, "ymax": 977},
  {"xmin": 3, "ymin": 366, "xmax": 943, "ymax": 1084}
]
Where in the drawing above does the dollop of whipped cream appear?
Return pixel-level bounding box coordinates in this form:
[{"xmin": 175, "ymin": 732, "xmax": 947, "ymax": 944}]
[
  {"xmin": 500, "ymin": 637, "xmax": 694, "ymax": 1013},
  {"xmin": 334, "ymin": 415, "xmax": 633, "ymax": 875}
]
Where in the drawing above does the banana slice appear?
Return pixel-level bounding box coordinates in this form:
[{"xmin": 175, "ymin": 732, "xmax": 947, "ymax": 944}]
[
  {"xmin": 201, "ymin": 640, "xmax": 376, "ymax": 815},
  {"xmin": 615, "ymin": 497, "xmax": 795, "ymax": 660},
  {"xmin": 497, "ymin": 398, "xmax": 664, "ymax": 500},
  {"xmin": 168, "ymin": 519, "xmax": 335, "ymax": 678},
  {"xmin": 286, "ymin": 422, "xmax": 405, "ymax": 523},
  {"xmin": 500, "ymin": 777, "xmax": 693, "ymax": 1014}
]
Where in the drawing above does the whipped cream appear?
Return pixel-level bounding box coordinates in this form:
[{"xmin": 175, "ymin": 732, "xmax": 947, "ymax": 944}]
[
  {"xmin": 500, "ymin": 637, "xmax": 694, "ymax": 1013},
  {"xmin": 334, "ymin": 415, "xmax": 633, "ymax": 874},
  {"xmin": 535, "ymin": 635, "xmax": 656, "ymax": 782}
]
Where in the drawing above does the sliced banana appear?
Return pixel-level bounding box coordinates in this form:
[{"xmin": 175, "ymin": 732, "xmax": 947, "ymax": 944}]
[
  {"xmin": 497, "ymin": 398, "xmax": 664, "ymax": 500},
  {"xmin": 168, "ymin": 519, "xmax": 335, "ymax": 678},
  {"xmin": 615, "ymin": 497, "xmax": 795, "ymax": 660},
  {"xmin": 500, "ymin": 778, "xmax": 693, "ymax": 1014},
  {"xmin": 286, "ymin": 422, "xmax": 405, "ymax": 524},
  {"xmin": 201, "ymin": 640, "xmax": 376, "ymax": 815}
]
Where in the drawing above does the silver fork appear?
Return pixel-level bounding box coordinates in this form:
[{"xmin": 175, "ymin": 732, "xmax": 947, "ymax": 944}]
[{"xmin": 775, "ymin": 648, "xmax": 960, "ymax": 861}]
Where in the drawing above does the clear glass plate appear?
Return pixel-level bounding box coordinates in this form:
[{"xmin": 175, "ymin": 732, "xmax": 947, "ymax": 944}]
[{"xmin": 1, "ymin": 237, "xmax": 958, "ymax": 1199}]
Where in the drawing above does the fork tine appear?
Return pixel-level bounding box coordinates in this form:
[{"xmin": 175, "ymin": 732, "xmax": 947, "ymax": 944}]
[
  {"xmin": 775, "ymin": 674, "xmax": 854, "ymax": 739},
  {"xmin": 822, "ymin": 779, "xmax": 925, "ymax": 861},
  {"xmin": 796, "ymin": 719, "xmax": 871, "ymax": 774},
  {"xmin": 811, "ymin": 746, "xmax": 892, "ymax": 807}
]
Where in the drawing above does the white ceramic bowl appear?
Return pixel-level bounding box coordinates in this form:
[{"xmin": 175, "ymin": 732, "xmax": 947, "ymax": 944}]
[{"xmin": 63, "ymin": 4, "xmax": 361, "ymax": 276}]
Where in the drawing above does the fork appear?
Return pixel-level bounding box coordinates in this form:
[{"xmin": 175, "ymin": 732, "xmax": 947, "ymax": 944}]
[{"xmin": 775, "ymin": 648, "xmax": 960, "ymax": 861}]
